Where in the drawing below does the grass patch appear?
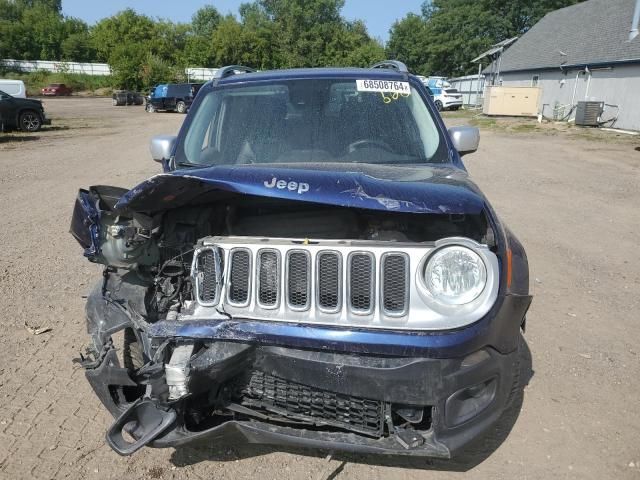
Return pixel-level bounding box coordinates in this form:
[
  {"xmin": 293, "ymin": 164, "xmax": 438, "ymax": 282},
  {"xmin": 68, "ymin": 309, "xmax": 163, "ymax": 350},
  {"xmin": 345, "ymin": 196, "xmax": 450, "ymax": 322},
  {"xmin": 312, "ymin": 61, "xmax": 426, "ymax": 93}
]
[
  {"xmin": 469, "ymin": 116, "xmax": 498, "ymax": 129},
  {"xmin": 509, "ymin": 123, "xmax": 540, "ymax": 133},
  {"xmin": 441, "ymin": 108, "xmax": 476, "ymax": 119}
]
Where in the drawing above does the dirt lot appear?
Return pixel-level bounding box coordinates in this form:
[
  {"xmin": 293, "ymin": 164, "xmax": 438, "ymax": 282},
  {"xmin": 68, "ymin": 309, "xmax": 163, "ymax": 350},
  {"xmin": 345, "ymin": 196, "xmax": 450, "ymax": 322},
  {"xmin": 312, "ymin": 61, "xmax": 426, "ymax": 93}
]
[{"xmin": 0, "ymin": 98, "xmax": 639, "ymax": 480}]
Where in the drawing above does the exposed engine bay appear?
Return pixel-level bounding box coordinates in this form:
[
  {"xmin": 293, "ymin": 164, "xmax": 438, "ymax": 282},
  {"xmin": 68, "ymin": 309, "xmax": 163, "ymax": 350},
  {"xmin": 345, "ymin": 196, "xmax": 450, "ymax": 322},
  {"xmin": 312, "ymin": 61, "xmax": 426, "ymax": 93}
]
[{"xmin": 80, "ymin": 186, "xmax": 495, "ymax": 323}]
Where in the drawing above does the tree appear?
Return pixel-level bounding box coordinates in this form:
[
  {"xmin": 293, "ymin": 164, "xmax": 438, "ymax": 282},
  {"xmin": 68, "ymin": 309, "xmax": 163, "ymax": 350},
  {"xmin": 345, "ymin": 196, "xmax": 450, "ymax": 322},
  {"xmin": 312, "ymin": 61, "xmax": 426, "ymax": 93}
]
[
  {"xmin": 387, "ymin": 14, "xmax": 429, "ymax": 71},
  {"xmin": 14, "ymin": 0, "xmax": 61, "ymax": 13},
  {"xmin": 152, "ymin": 20, "xmax": 190, "ymax": 65},
  {"xmin": 108, "ymin": 43, "xmax": 147, "ymax": 90},
  {"xmin": 91, "ymin": 9, "xmax": 156, "ymax": 62},
  {"xmin": 251, "ymin": 0, "xmax": 381, "ymax": 68},
  {"xmin": 61, "ymin": 31, "xmax": 95, "ymax": 62},
  {"xmin": 2, "ymin": 0, "xmax": 386, "ymax": 87},
  {"xmin": 191, "ymin": 5, "xmax": 221, "ymax": 37},
  {"xmin": 21, "ymin": 4, "xmax": 68, "ymax": 59},
  {"xmin": 141, "ymin": 53, "xmax": 184, "ymax": 88}
]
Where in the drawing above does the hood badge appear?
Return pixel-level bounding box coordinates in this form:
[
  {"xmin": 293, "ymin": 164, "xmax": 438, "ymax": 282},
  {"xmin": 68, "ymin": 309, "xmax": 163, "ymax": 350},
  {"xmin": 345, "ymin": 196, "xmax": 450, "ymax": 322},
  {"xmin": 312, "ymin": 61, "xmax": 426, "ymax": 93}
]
[{"xmin": 264, "ymin": 177, "xmax": 310, "ymax": 195}]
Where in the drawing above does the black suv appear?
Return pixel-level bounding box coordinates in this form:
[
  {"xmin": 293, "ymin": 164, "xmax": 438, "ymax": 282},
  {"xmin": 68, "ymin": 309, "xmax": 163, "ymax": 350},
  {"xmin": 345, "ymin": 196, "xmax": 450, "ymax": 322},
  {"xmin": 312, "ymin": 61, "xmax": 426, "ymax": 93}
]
[{"xmin": 0, "ymin": 90, "xmax": 51, "ymax": 132}]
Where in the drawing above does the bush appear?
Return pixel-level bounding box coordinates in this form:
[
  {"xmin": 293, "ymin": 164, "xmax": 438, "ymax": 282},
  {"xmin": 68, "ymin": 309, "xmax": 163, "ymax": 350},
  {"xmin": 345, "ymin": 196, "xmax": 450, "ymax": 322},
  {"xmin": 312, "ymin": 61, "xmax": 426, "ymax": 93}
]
[{"xmin": 0, "ymin": 69, "xmax": 113, "ymax": 96}]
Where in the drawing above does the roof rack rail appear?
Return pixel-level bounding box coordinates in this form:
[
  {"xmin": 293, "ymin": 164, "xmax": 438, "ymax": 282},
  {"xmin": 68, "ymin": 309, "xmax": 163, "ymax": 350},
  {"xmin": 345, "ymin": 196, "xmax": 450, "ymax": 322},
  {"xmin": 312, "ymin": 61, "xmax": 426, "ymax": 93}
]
[
  {"xmin": 213, "ymin": 65, "xmax": 256, "ymax": 80},
  {"xmin": 371, "ymin": 60, "xmax": 409, "ymax": 73}
]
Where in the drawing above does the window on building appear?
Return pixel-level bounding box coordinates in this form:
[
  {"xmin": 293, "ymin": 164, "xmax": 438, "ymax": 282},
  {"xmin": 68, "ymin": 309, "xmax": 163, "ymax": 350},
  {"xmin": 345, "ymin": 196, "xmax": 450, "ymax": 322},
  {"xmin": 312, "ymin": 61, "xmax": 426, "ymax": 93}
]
[{"xmin": 532, "ymin": 75, "xmax": 540, "ymax": 87}]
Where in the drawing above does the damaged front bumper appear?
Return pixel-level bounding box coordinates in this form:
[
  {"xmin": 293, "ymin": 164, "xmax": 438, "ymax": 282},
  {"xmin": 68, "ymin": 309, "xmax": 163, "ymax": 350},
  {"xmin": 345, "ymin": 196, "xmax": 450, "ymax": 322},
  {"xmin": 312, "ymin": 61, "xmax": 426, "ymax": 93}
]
[{"xmin": 78, "ymin": 279, "xmax": 530, "ymax": 458}]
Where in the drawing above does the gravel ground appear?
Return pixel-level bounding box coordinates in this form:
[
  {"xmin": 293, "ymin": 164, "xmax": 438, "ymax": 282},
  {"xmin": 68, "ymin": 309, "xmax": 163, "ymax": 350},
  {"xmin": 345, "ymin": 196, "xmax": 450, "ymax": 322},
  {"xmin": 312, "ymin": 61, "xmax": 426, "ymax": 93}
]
[{"xmin": 0, "ymin": 98, "xmax": 639, "ymax": 480}]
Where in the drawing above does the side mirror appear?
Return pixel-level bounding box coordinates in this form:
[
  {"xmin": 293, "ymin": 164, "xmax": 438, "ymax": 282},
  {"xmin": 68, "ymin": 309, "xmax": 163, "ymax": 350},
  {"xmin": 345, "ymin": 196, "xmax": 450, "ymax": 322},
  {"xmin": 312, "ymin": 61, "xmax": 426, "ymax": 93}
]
[
  {"xmin": 150, "ymin": 135, "xmax": 177, "ymax": 163},
  {"xmin": 448, "ymin": 126, "xmax": 480, "ymax": 156}
]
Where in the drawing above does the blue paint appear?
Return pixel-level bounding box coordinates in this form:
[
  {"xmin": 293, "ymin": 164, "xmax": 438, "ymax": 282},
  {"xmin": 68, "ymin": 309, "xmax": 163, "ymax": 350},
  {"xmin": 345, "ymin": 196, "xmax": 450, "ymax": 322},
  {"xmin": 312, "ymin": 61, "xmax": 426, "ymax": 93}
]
[
  {"xmin": 115, "ymin": 163, "xmax": 486, "ymax": 215},
  {"xmin": 148, "ymin": 314, "xmax": 496, "ymax": 358}
]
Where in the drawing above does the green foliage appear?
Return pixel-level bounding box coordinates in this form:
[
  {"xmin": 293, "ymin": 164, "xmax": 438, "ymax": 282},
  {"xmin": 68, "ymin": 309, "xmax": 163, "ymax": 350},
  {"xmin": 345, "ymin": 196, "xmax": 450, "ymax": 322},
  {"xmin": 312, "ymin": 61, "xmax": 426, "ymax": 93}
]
[
  {"xmin": 108, "ymin": 43, "xmax": 147, "ymax": 90},
  {"xmin": 0, "ymin": 0, "xmax": 91, "ymax": 60},
  {"xmin": 3, "ymin": 0, "xmax": 384, "ymax": 89},
  {"xmin": 191, "ymin": 5, "xmax": 222, "ymax": 37},
  {"xmin": 389, "ymin": 0, "xmax": 585, "ymax": 76},
  {"xmin": 141, "ymin": 54, "xmax": 185, "ymax": 88},
  {"xmin": 91, "ymin": 9, "xmax": 156, "ymax": 63},
  {"xmin": 61, "ymin": 31, "xmax": 95, "ymax": 62},
  {"xmin": 0, "ymin": 70, "xmax": 112, "ymax": 95}
]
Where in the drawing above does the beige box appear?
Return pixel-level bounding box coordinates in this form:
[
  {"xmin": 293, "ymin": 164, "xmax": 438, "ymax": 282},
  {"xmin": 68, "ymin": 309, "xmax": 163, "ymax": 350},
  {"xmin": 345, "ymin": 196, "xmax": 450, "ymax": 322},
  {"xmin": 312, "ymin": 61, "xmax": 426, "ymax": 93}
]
[{"xmin": 483, "ymin": 86, "xmax": 541, "ymax": 117}]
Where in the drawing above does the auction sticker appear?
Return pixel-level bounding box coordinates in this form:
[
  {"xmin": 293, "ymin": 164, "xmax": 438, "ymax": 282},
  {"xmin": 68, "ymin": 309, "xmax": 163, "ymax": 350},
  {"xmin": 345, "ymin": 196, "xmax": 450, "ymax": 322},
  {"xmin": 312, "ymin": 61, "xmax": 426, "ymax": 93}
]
[{"xmin": 356, "ymin": 79, "xmax": 411, "ymax": 95}]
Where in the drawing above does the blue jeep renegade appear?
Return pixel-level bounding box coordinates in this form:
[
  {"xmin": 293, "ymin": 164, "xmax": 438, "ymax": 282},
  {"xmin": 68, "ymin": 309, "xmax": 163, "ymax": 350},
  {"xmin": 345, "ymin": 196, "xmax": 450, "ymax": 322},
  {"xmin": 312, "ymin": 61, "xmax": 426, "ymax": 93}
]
[{"xmin": 71, "ymin": 61, "xmax": 532, "ymax": 459}]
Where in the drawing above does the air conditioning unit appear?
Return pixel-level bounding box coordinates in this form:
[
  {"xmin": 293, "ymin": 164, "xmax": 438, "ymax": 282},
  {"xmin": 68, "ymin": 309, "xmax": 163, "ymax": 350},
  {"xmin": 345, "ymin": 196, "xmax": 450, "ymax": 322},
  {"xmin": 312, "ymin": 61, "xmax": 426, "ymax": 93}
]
[{"xmin": 575, "ymin": 101, "xmax": 604, "ymax": 126}]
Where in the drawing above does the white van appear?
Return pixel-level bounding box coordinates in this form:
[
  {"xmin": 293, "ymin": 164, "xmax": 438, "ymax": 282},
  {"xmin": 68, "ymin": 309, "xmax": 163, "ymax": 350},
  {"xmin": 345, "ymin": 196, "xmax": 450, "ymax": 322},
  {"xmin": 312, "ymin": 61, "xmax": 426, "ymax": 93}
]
[{"xmin": 0, "ymin": 79, "xmax": 27, "ymax": 98}]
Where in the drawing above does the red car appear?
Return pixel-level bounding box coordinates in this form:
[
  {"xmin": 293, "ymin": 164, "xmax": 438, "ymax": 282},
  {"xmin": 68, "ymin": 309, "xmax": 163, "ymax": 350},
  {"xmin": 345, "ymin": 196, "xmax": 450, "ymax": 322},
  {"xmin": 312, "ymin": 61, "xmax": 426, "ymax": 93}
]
[{"xmin": 41, "ymin": 83, "xmax": 72, "ymax": 96}]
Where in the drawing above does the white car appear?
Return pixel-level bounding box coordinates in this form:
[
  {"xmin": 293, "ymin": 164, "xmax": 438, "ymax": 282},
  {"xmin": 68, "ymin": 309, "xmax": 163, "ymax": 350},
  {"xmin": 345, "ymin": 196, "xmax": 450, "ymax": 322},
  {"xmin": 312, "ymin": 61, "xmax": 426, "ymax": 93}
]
[{"xmin": 417, "ymin": 76, "xmax": 463, "ymax": 111}]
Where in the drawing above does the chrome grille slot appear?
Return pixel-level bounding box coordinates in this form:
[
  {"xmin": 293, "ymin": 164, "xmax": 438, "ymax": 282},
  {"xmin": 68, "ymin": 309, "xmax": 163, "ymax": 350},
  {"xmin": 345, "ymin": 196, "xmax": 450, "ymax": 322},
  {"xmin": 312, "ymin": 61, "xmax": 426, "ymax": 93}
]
[
  {"xmin": 381, "ymin": 253, "xmax": 409, "ymax": 316},
  {"xmin": 287, "ymin": 251, "xmax": 311, "ymax": 310},
  {"xmin": 194, "ymin": 247, "xmax": 223, "ymax": 306},
  {"xmin": 228, "ymin": 249, "xmax": 251, "ymax": 306},
  {"xmin": 257, "ymin": 250, "xmax": 280, "ymax": 308},
  {"xmin": 349, "ymin": 253, "xmax": 375, "ymax": 314},
  {"xmin": 317, "ymin": 251, "xmax": 341, "ymax": 312}
]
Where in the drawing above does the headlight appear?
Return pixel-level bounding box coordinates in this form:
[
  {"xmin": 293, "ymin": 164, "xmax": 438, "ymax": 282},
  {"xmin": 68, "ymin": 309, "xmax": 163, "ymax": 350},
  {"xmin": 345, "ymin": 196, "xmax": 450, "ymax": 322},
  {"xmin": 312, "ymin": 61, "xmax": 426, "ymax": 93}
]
[{"xmin": 424, "ymin": 246, "xmax": 487, "ymax": 305}]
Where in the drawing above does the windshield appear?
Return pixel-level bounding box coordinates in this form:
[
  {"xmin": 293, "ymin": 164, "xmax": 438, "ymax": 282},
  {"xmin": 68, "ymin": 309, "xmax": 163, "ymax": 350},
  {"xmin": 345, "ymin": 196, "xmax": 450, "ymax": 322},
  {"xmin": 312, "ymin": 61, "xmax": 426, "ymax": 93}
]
[{"xmin": 178, "ymin": 78, "xmax": 445, "ymax": 167}]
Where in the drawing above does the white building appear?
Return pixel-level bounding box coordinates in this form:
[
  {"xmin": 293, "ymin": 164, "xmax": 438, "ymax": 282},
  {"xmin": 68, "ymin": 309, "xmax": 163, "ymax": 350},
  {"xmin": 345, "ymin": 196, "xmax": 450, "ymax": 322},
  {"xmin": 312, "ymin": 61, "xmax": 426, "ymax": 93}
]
[{"xmin": 490, "ymin": 0, "xmax": 640, "ymax": 130}]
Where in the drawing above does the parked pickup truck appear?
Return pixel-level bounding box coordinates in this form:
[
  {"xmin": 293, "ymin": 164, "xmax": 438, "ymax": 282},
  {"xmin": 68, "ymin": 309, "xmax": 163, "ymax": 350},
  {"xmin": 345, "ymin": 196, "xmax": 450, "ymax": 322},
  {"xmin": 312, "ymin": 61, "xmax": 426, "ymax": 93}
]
[
  {"xmin": 71, "ymin": 62, "xmax": 531, "ymax": 459},
  {"xmin": 0, "ymin": 89, "xmax": 51, "ymax": 132},
  {"xmin": 145, "ymin": 83, "xmax": 203, "ymax": 113}
]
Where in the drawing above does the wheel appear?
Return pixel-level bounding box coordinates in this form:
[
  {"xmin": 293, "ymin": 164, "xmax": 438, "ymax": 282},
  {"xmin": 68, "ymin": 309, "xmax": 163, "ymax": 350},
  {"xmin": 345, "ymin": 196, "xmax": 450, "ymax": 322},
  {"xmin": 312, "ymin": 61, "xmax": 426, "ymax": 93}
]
[
  {"xmin": 112, "ymin": 97, "xmax": 120, "ymax": 106},
  {"xmin": 19, "ymin": 110, "xmax": 42, "ymax": 132},
  {"xmin": 146, "ymin": 103, "xmax": 156, "ymax": 113},
  {"xmin": 435, "ymin": 100, "xmax": 443, "ymax": 112},
  {"xmin": 176, "ymin": 101, "xmax": 187, "ymax": 114}
]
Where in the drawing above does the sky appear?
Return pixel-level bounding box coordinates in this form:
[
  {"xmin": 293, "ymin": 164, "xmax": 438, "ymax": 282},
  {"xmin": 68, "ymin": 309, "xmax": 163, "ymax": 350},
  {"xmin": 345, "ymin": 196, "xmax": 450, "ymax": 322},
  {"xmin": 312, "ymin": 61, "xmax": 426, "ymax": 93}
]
[{"xmin": 60, "ymin": 0, "xmax": 424, "ymax": 43}]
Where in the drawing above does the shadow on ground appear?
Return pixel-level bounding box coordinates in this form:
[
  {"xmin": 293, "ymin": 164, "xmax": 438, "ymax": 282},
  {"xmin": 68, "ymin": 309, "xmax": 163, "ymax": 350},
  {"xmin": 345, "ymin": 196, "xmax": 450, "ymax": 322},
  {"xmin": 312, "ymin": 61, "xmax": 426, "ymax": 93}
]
[
  {"xmin": 0, "ymin": 134, "xmax": 41, "ymax": 144},
  {"xmin": 170, "ymin": 339, "xmax": 533, "ymax": 474}
]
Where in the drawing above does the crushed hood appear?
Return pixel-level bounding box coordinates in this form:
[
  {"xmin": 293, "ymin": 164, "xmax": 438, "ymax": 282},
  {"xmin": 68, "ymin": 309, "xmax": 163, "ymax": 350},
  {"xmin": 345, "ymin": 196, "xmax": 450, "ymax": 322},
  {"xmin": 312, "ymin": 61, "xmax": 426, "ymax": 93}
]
[{"xmin": 115, "ymin": 163, "xmax": 487, "ymax": 215}]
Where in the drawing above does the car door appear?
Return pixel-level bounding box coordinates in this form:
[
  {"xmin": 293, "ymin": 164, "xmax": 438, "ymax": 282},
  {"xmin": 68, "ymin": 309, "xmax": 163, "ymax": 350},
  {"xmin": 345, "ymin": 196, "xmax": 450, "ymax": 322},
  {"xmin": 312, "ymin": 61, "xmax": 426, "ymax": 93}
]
[
  {"xmin": 0, "ymin": 90, "xmax": 18, "ymax": 126},
  {"xmin": 163, "ymin": 85, "xmax": 177, "ymax": 110}
]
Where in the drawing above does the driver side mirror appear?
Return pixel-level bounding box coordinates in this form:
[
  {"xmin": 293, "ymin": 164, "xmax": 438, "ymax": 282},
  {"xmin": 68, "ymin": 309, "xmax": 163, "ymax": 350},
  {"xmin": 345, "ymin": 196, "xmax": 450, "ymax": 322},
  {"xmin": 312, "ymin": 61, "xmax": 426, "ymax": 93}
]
[
  {"xmin": 150, "ymin": 135, "xmax": 177, "ymax": 163},
  {"xmin": 448, "ymin": 126, "xmax": 480, "ymax": 156}
]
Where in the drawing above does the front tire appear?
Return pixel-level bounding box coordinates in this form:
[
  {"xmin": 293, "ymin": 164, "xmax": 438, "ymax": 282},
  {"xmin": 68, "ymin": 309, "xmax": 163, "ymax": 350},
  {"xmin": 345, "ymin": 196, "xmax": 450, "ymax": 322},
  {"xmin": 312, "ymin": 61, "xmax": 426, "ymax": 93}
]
[
  {"xmin": 176, "ymin": 101, "xmax": 187, "ymax": 114},
  {"xmin": 19, "ymin": 110, "xmax": 42, "ymax": 132},
  {"xmin": 435, "ymin": 100, "xmax": 443, "ymax": 112}
]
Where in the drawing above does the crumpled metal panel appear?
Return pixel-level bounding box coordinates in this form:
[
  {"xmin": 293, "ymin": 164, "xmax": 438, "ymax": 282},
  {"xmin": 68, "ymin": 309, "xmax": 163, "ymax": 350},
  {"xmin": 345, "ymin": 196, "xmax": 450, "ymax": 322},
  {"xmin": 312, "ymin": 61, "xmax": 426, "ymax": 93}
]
[{"xmin": 114, "ymin": 163, "xmax": 486, "ymax": 216}]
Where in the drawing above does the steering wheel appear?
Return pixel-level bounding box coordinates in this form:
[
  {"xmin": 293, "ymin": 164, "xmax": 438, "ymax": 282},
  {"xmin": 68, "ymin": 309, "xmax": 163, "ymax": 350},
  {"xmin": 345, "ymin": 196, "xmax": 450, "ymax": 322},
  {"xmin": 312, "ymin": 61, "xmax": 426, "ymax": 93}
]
[{"xmin": 347, "ymin": 139, "xmax": 393, "ymax": 154}]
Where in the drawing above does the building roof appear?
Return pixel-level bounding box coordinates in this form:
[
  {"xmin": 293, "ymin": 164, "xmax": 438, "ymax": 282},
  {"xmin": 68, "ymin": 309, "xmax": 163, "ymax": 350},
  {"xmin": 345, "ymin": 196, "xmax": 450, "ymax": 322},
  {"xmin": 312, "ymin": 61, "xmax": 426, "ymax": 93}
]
[{"xmin": 493, "ymin": 0, "xmax": 640, "ymax": 72}]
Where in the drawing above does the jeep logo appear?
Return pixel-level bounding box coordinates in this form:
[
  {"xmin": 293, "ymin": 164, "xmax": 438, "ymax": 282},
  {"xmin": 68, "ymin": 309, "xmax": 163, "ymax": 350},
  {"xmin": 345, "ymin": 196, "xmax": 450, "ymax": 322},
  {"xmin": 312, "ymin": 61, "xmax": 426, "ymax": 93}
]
[{"xmin": 264, "ymin": 177, "xmax": 310, "ymax": 195}]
